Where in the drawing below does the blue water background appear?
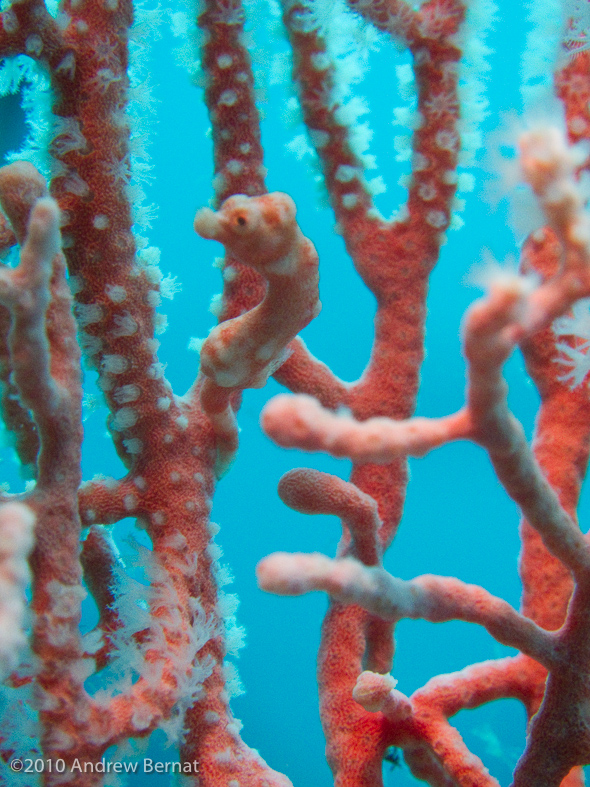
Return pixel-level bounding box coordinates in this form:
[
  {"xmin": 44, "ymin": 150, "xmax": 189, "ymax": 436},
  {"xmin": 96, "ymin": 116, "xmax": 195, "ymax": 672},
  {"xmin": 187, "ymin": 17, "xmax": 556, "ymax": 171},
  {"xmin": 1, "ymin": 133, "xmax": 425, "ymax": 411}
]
[{"xmin": 1, "ymin": 1, "xmax": 584, "ymax": 784}]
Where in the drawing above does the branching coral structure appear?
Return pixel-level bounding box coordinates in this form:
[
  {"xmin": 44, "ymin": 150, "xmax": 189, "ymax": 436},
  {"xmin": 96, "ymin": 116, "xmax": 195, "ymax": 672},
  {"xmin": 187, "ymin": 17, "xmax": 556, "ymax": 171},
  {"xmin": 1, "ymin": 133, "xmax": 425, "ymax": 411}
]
[{"xmin": 0, "ymin": 0, "xmax": 590, "ymax": 786}]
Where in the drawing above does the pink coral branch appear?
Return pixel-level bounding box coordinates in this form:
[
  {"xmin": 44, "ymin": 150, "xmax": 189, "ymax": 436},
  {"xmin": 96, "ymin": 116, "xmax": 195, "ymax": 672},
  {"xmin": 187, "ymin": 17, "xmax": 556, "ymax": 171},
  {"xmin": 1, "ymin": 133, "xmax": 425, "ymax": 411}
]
[
  {"xmin": 273, "ymin": 336, "xmax": 347, "ymax": 406},
  {"xmin": 257, "ymin": 553, "xmax": 558, "ymax": 668},
  {"xmin": 262, "ymin": 393, "xmax": 471, "ymax": 460},
  {"xmin": 278, "ymin": 468, "xmax": 382, "ymax": 565},
  {"xmin": 0, "ymin": 502, "xmax": 35, "ymax": 680}
]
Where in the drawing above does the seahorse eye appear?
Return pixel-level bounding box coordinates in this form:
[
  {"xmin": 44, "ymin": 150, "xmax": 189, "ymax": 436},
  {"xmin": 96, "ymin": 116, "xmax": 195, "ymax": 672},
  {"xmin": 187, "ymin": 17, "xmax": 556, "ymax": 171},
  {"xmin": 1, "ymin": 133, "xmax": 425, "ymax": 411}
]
[{"xmin": 236, "ymin": 215, "xmax": 247, "ymax": 226}]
